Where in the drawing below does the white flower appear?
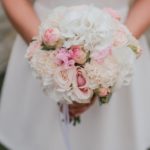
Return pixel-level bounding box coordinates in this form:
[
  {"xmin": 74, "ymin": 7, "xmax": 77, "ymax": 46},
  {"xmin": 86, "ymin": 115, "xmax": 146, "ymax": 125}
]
[
  {"xmin": 59, "ymin": 5, "xmax": 117, "ymax": 51},
  {"xmin": 25, "ymin": 39, "xmax": 41, "ymax": 60},
  {"xmin": 30, "ymin": 50, "xmax": 57, "ymax": 86},
  {"xmin": 54, "ymin": 67, "xmax": 74, "ymax": 91},
  {"xmin": 85, "ymin": 57, "xmax": 119, "ymax": 89},
  {"xmin": 112, "ymin": 46, "xmax": 136, "ymax": 89}
]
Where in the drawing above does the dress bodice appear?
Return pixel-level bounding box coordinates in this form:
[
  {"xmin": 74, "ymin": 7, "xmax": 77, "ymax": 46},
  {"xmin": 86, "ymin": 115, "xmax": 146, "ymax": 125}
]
[
  {"xmin": 34, "ymin": 0, "xmax": 131, "ymax": 23},
  {"xmin": 36, "ymin": 0, "xmax": 130, "ymax": 9}
]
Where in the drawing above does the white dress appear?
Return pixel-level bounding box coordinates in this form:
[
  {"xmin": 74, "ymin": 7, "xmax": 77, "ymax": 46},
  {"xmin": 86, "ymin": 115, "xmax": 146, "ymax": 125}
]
[{"xmin": 0, "ymin": 0, "xmax": 150, "ymax": 150}]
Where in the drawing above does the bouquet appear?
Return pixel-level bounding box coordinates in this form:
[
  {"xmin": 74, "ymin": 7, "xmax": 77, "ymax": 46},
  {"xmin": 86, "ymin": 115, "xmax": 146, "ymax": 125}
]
[{"xmin": 25, "ymin": 5, "xmax": 141, "ymax": 125}]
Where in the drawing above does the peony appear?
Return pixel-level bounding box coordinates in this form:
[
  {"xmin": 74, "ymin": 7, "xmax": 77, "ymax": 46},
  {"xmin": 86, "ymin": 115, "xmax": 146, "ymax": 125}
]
[
  {"xmin": 60, "ymin": 5, "xmax": 116, "ymax": 51},
  {"xmin": 42, "ymin": 28, "xmax": 60, "ymax": 46},
  {"xmin": 69, "ymin": 46, "xmax": 87, "ymax": 64}
]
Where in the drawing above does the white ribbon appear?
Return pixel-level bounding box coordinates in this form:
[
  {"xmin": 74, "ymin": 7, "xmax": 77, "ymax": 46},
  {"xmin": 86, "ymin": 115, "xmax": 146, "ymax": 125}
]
[{"xmin": 59, "ymin": 103, "xmax": 72, "ymax": 150}]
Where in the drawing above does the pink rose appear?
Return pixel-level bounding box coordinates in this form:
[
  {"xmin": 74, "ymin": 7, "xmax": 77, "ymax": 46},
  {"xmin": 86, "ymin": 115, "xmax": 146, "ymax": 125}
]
[
  {"xmin": 103, "ymin": 8, "xmax": 121, "ymax": 20},
  {"xmin": 77, "ymin": 71, "xmax": 86, "ymax": 87},
  {"xmin": 98, "ymin": 87, "xmax": 110, "ymax": 97},
  {"xmin": 43, "ymin": 28, "xmax": 60, "ymax": 46},
  {"xmin": 25, "ymin": 40, "xmax": 41, "ymax": 60},
  {"xmin": 72, "ymin": 67, "xmax": 93, "ymax": 103},
  {"xmin": 56, "ymin": 48, "xmax": 75, "ymax": 69},
  {"xmin": 69, "ymin": 46, "xmax": 87, "ymax": 64},
  {"xmin": 91, "ymin": 46, "xmax": 112, "ymax": 63}
]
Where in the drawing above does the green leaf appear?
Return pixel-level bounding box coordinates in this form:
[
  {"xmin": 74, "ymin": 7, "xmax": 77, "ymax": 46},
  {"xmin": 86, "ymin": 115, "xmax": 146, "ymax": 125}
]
[
  {"xmin": 71, "ymin": 116, "xmax": 81, "ymax": 126},
  {"xmin": 41, "ymin": 43, "xmax": 56, "ymax": 51},
  {"xmin": 86, "ymin": 51, "xmax": 91, "ymax": 62},
  {"xmin": 99, "ymin": 93, "xmax": 112, "ymax": 105},
  {"xmin": 128, "ymin": 44, "xmax": 138, "ymax": 54}
]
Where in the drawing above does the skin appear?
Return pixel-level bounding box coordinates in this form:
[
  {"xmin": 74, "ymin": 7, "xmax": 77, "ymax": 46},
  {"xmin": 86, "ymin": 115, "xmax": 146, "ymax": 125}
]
[
  {"xmin": 125, "ymin": 0, "xmax": 150, "ymax": 38},
  {"xmin": 1, "ymin": 0, "xmax": 40, "ymax": 43},
  {"xmin": 2, "ymin": 0, "xmax": 150, "ymax": 117}
]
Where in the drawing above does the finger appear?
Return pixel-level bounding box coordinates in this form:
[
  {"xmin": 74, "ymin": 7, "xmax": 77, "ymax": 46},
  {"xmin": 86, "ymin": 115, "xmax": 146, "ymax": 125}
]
[
  {"xmin": 69, "ymin": 107, "xmax": 86, "ymax": 115},
  {"xmin": 90, "ymin": 95, "xmax": 97, "ymax": 104},
  {"xmin": 69, "ymin": 102, "xmax": 90, "ymax": 109},
  {"xmin": 71, "ymin": 95, "xmax": 97, "ymax": 108},
  {"xmin": 69, "ymin": 98, "xmax": 96, "ymax": 113},
  {"xmin": 69, "ymin": 105, "xmax": 90, "ymax": 116},
  {"xmin": 69, "ymin": 106, "xmax": 85, "ymax": 114},
  {"xmin": 69, "ymin": 101, "xmax": 91, "ymax": 110},
  {"xmin": 70, "ymin": 96, "xmax": 97, "ymax": 114},
  {"xmin": 69, "ymin": 109, "xmax": 85, "ymax": 118}
]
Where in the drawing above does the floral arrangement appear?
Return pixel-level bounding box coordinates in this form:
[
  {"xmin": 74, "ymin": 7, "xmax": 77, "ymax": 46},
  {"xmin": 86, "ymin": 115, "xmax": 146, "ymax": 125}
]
[{"xmin": 25, "ymin": 5, "xmax": 141, "ymax": 124}]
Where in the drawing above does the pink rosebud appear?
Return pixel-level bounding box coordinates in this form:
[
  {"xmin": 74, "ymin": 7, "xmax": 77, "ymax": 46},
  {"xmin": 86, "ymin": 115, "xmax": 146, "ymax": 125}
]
[
  {"xmin": 98, "ymin": 88, "xmax": 110, "ymax": 97},
  {"xmin": 43, "ymin": 28, "xmax": 60, "ymax": 46},
  {"xmin": 103, "ymin": 8, "xmax": 121, "ymax": 20},
  {"xmin": 69, "ymin": 46, "xmax": 87, "ymax": 64}
]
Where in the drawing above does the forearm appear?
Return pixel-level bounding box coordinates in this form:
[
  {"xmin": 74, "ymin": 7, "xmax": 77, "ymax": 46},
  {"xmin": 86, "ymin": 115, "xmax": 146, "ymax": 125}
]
[
  {"xmin": 125, "ymin": 0, "xmax": 150, "ymax": 39},
  {"xmin": 2, "ymin": 0, "xmax": 40, "ymax": 44}
]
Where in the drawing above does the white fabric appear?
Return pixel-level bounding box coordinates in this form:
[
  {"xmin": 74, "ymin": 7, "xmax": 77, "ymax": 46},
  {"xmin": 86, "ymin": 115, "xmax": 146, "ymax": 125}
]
[
  {"xmin": 39, "ymin": 0, "xmax": 129, "ymax": 9},
  {"xmin": 0, "ymin": 0, "xmax": 150, "ymax": 150}
]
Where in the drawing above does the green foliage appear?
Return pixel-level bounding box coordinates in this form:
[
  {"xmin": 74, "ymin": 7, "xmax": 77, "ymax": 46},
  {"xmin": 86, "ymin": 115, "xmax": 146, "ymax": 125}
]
[
  {"xmin": 0, "ymin": 72, "xmax": 5, "ymax": 94},
  {"xmin": 0, "ymin": 144, "xmax": 8, "ymax": 150},
  {"xmin": 99, "ymin": 93, "xmax": 112, "ymax": 105},
  {"xmin": 128, "ymin": 44, "xmax": 138, "ymax": 54}
]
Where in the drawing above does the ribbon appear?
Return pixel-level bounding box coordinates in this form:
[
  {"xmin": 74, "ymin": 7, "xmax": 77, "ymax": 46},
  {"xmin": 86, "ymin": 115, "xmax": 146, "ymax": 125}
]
[{"xmin": 59, "ymin": 103, "xmax": 72, "ymax": 150}]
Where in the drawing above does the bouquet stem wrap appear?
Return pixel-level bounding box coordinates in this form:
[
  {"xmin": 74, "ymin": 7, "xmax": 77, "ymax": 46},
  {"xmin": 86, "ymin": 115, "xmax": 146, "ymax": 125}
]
[{"xmin": 60, "ymin": 103, "xmax": 72, "ymax": 150}]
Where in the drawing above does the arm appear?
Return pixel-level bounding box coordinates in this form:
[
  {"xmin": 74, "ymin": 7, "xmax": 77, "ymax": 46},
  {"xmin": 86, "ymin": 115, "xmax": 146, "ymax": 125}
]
[
  {"xmin": 125, "ymin": 0, "xmax": 150, "ymax": 38},
  {"xmin": 2, "ymin": 0, "xmax": 40, "ymax": 44}
]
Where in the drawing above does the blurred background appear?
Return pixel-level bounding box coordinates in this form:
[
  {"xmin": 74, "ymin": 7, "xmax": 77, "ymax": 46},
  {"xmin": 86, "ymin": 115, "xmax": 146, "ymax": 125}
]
[
  {"xmin": 0, "ymin": 2, "xmax": 150, "ymax": 150},
  {"xmin": 0, "ymin": 4, "xmax": 16, "ymax": 94},
  {"xmin": 0, "ymin": 4, "xmax": 15, "ymax": 150}
]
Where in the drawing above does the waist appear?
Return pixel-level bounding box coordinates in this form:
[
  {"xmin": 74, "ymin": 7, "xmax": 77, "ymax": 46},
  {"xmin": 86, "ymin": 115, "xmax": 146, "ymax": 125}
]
[{"xmin": 34, "ymin": 1, "xmax": 129, "ymax": 22}]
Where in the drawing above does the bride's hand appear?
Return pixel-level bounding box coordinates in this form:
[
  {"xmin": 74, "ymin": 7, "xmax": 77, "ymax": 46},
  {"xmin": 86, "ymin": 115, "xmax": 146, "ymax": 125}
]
[{"xmin": 69, "ymin": 95, "xmax": 97, "ymax": 118}]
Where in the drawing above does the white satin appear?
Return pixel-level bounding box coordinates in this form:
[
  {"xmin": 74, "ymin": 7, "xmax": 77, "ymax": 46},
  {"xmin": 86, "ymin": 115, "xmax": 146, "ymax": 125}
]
[{"xmin": 0, "ymin": 0, "xmax": 150, "ymax": 150}]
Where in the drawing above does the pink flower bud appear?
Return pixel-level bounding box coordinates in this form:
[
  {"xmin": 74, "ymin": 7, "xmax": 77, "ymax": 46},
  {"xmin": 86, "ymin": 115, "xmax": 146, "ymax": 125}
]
[
  {"xmin": 98, "ymin": 88, "xmax": 110, "ymax": 97},
  {"xmin": 43, "ymin": 28, "xmax": 60, "ymax": 46}
]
